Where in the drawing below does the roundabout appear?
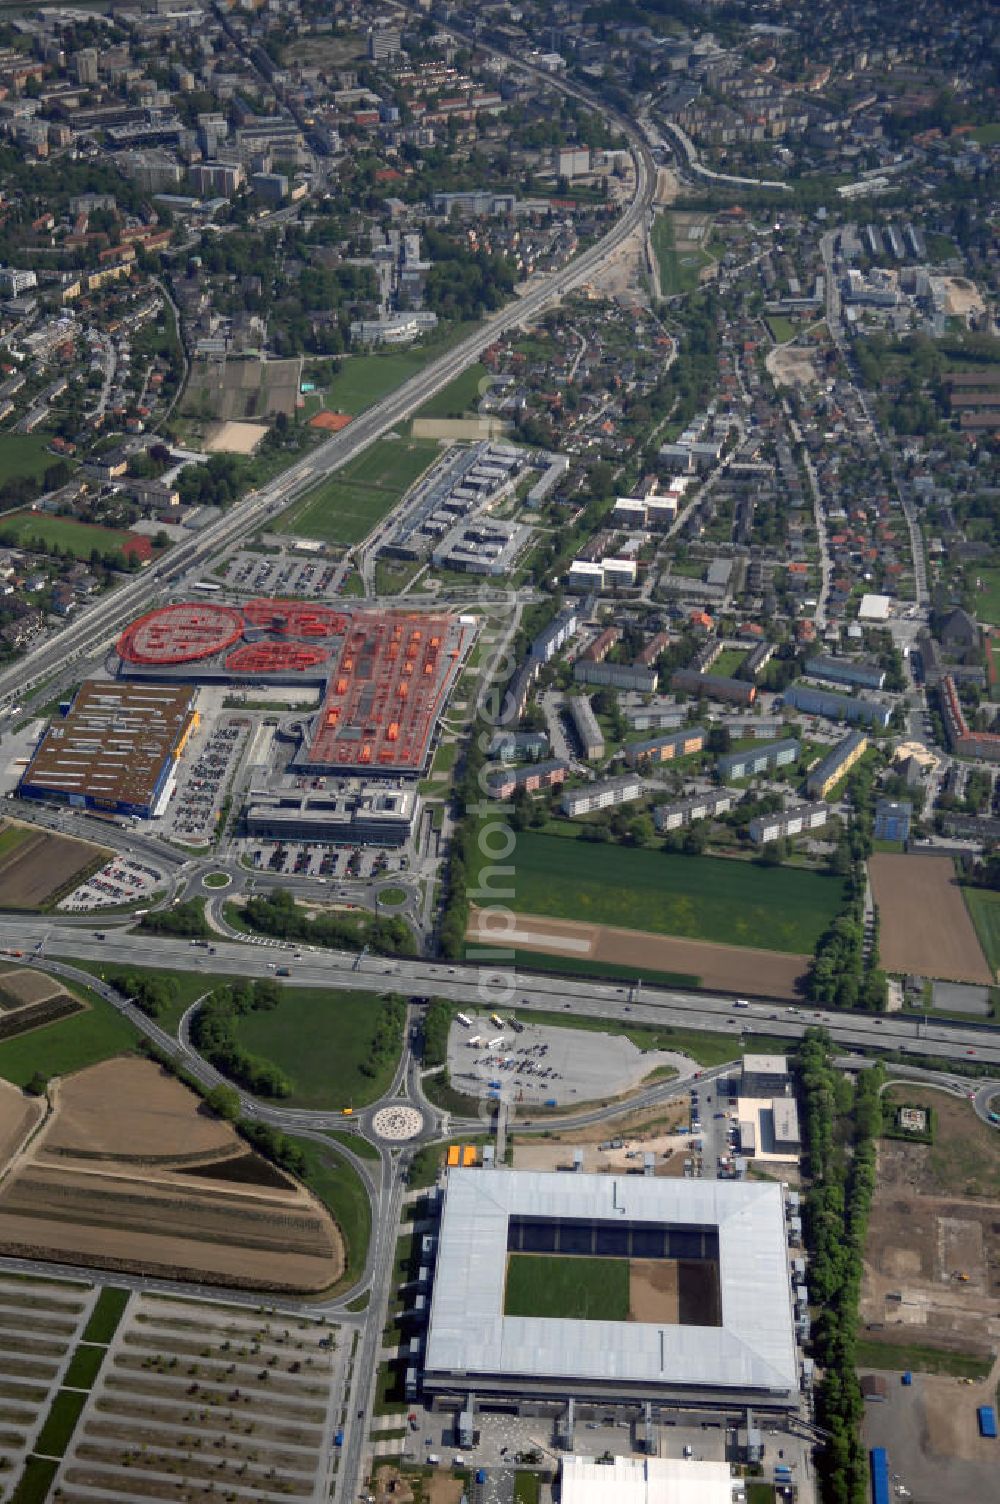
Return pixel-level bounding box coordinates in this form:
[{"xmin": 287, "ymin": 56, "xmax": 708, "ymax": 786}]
[{"xmin": 370, "ymin": 1103, "xmax": 424, "ymax": 1143}]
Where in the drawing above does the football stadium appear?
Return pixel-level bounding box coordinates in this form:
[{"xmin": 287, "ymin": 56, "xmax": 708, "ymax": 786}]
[{"xmin": 422, "ymin": 1169, "xmax": 799, "ymax": 1411}]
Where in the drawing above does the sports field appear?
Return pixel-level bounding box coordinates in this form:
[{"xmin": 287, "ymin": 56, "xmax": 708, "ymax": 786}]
[
  {"xmin": 0, "ymin": 433, "xmax": 61, "ymax": 484},
  {"xmin": 969, "ymin": 567, "xmax": 1000, "ymax": 627},
  {"xmin": 0, "ymin": 513, "xmax": 148, "ymax": 561},
  {"xmin": 473, "ymin": 832, "xmax": 845, "ymax": 953},
  {"xmin": 276, "ymin": 438, "xmax": 441, "ymax": 544},
  {"xmin": 962, "ymin": 886, "xmax": 1000, "ymax": 979},
  {"xmin": 233, "ymin": 987, "xmax": 404, "ymax": 1109},
  {"xmin": 504, "ymin": 1254, "xmax": 629, "ymax": 1321}
]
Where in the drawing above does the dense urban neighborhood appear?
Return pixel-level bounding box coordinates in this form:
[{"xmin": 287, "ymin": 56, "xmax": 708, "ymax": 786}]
[{"xmin": 0, "ymin": 3, "xmax": 997, "ymax": 1504}]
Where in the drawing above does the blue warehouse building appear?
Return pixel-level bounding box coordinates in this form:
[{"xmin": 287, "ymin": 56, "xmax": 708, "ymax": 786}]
[{"xmin": 19, "ymin": 681, "xmax": 198, "ymax": 819}]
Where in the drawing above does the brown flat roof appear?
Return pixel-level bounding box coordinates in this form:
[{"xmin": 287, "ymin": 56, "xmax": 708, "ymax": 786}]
[{"xmin": 22, "ymin": 680, "xmax": 196, "ymax": 811}]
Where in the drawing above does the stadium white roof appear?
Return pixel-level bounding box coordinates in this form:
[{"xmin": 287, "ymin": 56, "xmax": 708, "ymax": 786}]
[
  {"xmin": 561, "ymin": 1455, "xmax": 740, "ymax": 1504},
  {"xmin": 424, "ymin": 1170, "xmax": 798, "ymax": 1396}
]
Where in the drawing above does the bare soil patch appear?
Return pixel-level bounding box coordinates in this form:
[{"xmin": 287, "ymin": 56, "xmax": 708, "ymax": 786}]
[
  {"xmin": 629, "ymin": 1259, "xmax": 678, "ymax": 1323},
  {"xmin": 468, "ymin": 908, "xmax": 808, "ymax": 999},
  {"xmin": 0, "ymin": 967, "xmax": 60, "ymax": 1009},
  {"xmin": 861, "ymin": 1094, "xmax": 1000, "ymax": 1363},
  {"xmin": 0, "ymin": 1057, "xmax": 343, "ymax": 1291},
  {"xmin": 941, "ymin": 276, "xmax": 986, "ymax": 318},
  {"xmin": 44, "ymin": 1057, "xmax": 233, "ymax": 1162},
  {"xmin": 375, "ymin": 1467, "xmax": 415, "ymax": 1504},
  {"xmin": 0, "ymin": 821, "xmax": 109, "ymax": 909},
  {"xmin": 629, "ymin": 1258, "xmax": 721, "ymax": 1325},
  {"xmin": 411, "ymin": 417, "xmax": 508, "ymax": 440},
  {"xmin": 868, "ymin": 853, "xmax": 991, "ymax": 983},
  {"xmin": 766, "ymin": 344, "xmax": 821, "ymax": 388},
  {"xmin": 204, "ymin": 419, "xmax": 268, "ymax": 454},
  {"xmin": 0, "ymin": 1076, "xmax": 43, "ymax": 1175}
]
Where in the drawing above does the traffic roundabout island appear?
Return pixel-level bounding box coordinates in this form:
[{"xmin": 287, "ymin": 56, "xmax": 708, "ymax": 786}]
[
  {"xmin": 202, "ymin": 872, "xmax": 232, "ymax": 890},
  {"xmin": 370, "ymin": 1103, "xmax": 424, "ymax": 1143},
  {"xmin": 375, "ymin": 885, "xmax": 409, "ymax": 908}
]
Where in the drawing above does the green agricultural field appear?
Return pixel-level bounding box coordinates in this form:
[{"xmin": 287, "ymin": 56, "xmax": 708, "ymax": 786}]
[
  {"xmin": 233, "ymin": 987, "xmax": 403, "ymax": 1109},
  {"xmin": 416, "ymin": 363, "xmax": 487, "ymax": 419},
  {"xmin": 9, "ymin": 1457, "xmax": 58, "ymax": 1504},
  {"xmin": 0, "ymin": 983, "xmax": 138, "ymax": 1087},
  {"xmin": 962, "ymin": 887, "xmax": 1000, "ymax": 978},
  {"xmin": 474, "ymin": 831, "xmax": 845, "ymax": 953},
  {"xmin": 62, "ymin": 1345, "xmax": 106, "ymax": 1390},
  {"xmin": 0, "ymin": 512, "xmax": 140, "ymax": 561},
  {"xmin": 0, "ymin": 823, "xmax": 35, "ymax": 861},
  {"xmin": 0, "ymin": 433, "xmax": 63, "ymax": 485},
  {"xmin": 504, "ymin": 1254, "xmax": 629, "ymax": 1321},
  {"xmin": 276, "ymin": 438, "xmax": 440, "ymax": 544}
]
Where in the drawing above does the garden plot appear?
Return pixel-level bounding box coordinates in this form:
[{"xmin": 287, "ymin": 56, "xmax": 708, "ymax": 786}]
[
  {"xmin": 52, "ymin": 1292, "xmax": 348, "ymax": 1504},
  {"xmin": 0, "ymin": 1275, "xmax": 94, "ymax": 1488}
]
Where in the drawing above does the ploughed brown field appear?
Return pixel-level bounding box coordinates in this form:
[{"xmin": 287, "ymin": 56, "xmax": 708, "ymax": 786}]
[
  {"xmin": 467, "ymin": 907, "xmax": 809, "ymax": 1000},
  {"xmin": 868, "ymin": 853, "xmax": 992, "ymax": 984},
  {"xmin": 0, "ymin": 964, "xmax": 86, "ymax": 1040},
  {"xmin": 0, "ymin": 1057, "xmax": 343, "ymax": 1292},
  {"xmin": 0, "ymin": 966, "xmax": 62, "ymax": 1009},
  {"xmin": 0, "ymin": 820, "xmax": 109, "ymax": 909}
]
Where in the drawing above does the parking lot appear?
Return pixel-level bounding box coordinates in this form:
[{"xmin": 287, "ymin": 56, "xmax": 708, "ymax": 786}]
[
  {"xmin": 445, "ymin": 1015, "xmax": 695, "ymax": 1109},
  {"xmin": 59, "ymin": 856, "xmax": 164, "ymax": 912},
  {"xmin": 217, "ymin": 548, "xmax": 345, "ymax": 598},
  {"xmin": 160, "ymin": 714, "xmax": 249, "ymax": 846},
  {"xmin": 245, "ymin": 840, "xmax": 398, "ymax": 882}
]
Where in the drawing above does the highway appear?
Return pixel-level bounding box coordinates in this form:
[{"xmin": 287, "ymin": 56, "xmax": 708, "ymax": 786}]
[{"xmin": 9, "ymin": 918, "xmax": 1000, "ymax": 1071}]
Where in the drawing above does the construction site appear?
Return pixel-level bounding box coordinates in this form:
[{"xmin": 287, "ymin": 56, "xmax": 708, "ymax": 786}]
[{"xmin": 114, "ymin": 600, "xmax": 475, "ymax": 778}]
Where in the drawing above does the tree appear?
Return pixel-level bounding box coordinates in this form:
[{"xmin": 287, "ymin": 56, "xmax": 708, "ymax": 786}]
[{"xmin": 206, "ymin": 1085, "xmax": 241, "ymax": 1121}]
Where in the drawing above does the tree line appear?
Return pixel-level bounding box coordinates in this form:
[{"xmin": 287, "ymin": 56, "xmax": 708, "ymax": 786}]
[
  {"xmin": 807, "ymin": 754, "xmax": 886, "ymax": 1011},
  {"xmin": 240, "ymin": 887, "xmax": 415, "ymax": 957},
  {"xmin": 190, "ymin": 979, "xmax": 292, "ymax": 1100},
  {"xmin": 794, "ymin": 1031, "xmax": 882, "ymax": 1504}
]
